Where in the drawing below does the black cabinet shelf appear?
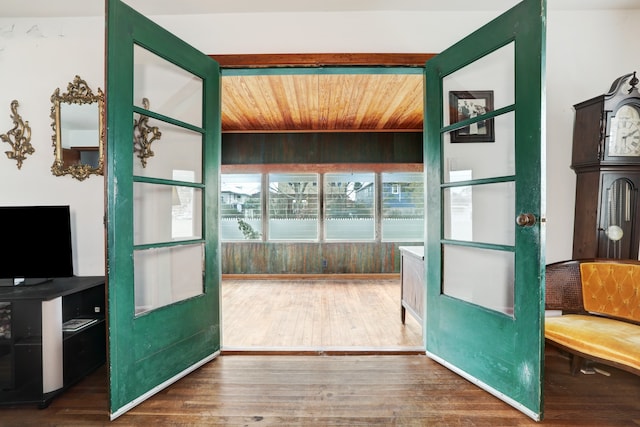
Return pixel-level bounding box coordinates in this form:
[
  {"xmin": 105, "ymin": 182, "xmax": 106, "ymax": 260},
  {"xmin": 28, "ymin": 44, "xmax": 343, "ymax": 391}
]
[
  {"xmin": 13, "ymin": 337, "xmax": 41, "ymax": 346},
  {"xmin": 0, "ymin": 276, "xmax": 105, "ymax": 408},
  {"xmin": 63, "ymin": 318, "xmax": 105, "ymax": 339}
]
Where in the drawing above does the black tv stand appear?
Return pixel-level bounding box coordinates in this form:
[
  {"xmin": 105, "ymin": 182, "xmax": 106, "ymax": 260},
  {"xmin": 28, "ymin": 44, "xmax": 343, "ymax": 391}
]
[
  {"xmin": 0, "ymin": 278, "xmax": 55, "ymax": 287},
  {"xmin": 19, "ymin": 278, "xmax": 54, "ymax": 286},
  {"xmin": 0, "ymin": 276, "xmax": 105, "ymax": 408}
]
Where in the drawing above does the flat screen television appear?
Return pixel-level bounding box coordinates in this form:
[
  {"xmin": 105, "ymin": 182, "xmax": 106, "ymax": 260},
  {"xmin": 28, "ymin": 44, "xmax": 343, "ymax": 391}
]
[{"xmin": 0, "ymin": 205, "xmax": 74, "ymax": 286}]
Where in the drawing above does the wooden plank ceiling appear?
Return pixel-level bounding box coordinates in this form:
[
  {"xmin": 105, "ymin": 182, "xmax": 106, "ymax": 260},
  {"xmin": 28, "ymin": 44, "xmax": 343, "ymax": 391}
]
[{"xmin": 221, "ymin": 74, "xmax": 424, "ymax": 133}]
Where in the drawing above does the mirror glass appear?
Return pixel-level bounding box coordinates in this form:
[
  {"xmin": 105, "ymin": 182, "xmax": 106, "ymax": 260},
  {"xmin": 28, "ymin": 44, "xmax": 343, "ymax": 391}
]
[{"xmin": 51, "ymin": 75, "xmax": 104, "ymax": 180}]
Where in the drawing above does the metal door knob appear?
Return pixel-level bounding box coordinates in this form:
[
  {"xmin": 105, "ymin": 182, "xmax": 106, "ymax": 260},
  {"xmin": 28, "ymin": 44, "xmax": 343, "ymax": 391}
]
[{"xmin": 516, "ymin": 213, "xmax": 536, "ymax": 227}]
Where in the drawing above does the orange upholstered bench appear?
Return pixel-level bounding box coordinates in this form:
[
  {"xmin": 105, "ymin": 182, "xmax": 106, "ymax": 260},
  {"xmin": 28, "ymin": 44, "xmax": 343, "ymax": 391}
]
[{"xmin": 545, "ymin": 259, "xmax": 640, "ymax": 376}]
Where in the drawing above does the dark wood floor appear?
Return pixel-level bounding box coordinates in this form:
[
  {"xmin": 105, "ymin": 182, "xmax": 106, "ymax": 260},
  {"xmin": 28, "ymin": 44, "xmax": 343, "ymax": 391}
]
[
  {"xmin": 1, "ymin": 277, "xmax": 638, "ymax": 425},
  {"xmin": 1, "ymin": 348, "xmax": 639, "ymax": 426}
]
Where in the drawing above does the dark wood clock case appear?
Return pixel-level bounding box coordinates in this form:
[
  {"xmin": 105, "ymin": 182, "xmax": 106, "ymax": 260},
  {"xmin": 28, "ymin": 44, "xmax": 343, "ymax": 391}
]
[{"xmin": 572, "ymin": 72, "xmax": 640, "ymax": 260}]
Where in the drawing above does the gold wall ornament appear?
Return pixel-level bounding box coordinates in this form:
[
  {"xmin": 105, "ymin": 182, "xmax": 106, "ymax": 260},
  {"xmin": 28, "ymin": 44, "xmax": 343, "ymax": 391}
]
[
  {"xmin": 0, "ymin": 100, "xmax": 34, "ymax": 169},
  {"xmin": 133, "ymin": 98, "xmax": 162, "ymax": 167},
  {"xmin": 51, "ymin": 75, "xmax": 104, "ymax": 181}
]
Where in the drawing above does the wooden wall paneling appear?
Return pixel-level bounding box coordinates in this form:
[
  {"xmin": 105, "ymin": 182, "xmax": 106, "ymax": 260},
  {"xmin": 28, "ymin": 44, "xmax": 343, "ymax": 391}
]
[
  {"xmin": 221, "ymin": 132, "xmax": 423, "ymax": 165},
  {"xmin": 221, "ymin": 163, "xmax": 423, "ymax": 174},
  {"xmin": 221, "ymin": 242, "xmax": 409, "ymax": 274}
]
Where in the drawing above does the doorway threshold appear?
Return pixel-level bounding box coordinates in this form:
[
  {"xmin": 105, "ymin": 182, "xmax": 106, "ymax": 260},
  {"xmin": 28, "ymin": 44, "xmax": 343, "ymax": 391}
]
[{"xmin": 222, "ymin": 346, "xmax": 426, "ymax": 356}]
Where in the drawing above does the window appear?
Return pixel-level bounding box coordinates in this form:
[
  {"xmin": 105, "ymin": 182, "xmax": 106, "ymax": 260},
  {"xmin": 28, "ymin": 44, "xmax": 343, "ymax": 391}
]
[
  {"xmin": 324, "ymin": 173, "xmax": 375, "ymax": 240},
  {"xmin": 268, "ymin": 173, "xmax": 319, "ymax": 240},
  {"xmin": 381, "ymin": 172, "xmax": 424, "ymax": 241},
  {"xmin": 221, "ymin": 170, "xmax": 424, "ymax": 242},
  {"xmin": 220, "ymin": 174, "xmax": 262, "ymax": 240}
]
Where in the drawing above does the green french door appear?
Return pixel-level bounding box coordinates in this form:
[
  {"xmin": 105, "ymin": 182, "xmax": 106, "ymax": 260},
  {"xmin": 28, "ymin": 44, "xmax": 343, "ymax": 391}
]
[
  {"xmin": 424, "ymin": 0, "xmax": 546, "ymax": 420},
  {"xmin": 106, "ymin": 0, "xmax": 221, "ymax": 419}
]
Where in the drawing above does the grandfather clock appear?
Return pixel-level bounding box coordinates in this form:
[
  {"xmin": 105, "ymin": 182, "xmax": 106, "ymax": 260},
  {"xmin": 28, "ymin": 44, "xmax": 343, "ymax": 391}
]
[{"xmin": 572, "ymin": 72, "xmax": 640, "ymax": 260}]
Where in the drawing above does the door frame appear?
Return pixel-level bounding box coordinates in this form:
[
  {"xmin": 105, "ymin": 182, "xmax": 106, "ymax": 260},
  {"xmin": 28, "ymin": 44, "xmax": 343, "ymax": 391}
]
[{"xmin": 215, "ymin": 55, "xmax": 430, "ymax": 351}]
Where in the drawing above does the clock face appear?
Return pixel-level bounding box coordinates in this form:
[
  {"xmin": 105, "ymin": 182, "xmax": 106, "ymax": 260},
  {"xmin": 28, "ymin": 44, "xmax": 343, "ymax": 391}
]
[{"xmin": 609, "ymin": 104, "xmax": 640, "ymax": 156}]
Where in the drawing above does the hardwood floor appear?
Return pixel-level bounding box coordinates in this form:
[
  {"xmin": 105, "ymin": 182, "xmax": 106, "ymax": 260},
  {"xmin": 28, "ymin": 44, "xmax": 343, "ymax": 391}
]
[
  {"xmin": 221, "ymin": 276, "xmax": 423, "ymax": 351},
  {"xmin": 1, "ymin": 277, "xmax": 638, "ymax": 425},
  {"xmin": 1, "ymin": 348, "xmax": 638, "ymax": 426}
]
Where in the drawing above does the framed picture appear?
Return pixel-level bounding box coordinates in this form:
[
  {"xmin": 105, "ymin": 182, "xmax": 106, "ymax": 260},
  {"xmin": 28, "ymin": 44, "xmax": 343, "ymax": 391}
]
[{"xmin": 448, "ymin": 90, "xmax": 495, "ymax": 143}]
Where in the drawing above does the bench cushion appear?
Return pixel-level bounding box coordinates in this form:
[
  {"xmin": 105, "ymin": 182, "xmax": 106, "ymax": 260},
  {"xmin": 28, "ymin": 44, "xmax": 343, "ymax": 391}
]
[
  {"xmin": 545, "ymin": 314, "xmax": 640, "ymax": 372},
  {"xmin": 580, "ymin": 262, "xmax": 640, "ymax": 323}
]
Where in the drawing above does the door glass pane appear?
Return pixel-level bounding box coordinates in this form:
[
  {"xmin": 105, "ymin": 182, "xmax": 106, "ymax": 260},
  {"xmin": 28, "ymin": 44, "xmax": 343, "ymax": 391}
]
[
  {"xmin": 134, "ymin": 182, "xmax": 202, "ymax": 245},
  {"xmin": 268, "ymin": 173, "xmax": 318, "ymax": 240},
  {"xmin": 443, "ymin": 245, "xmax": 514, "ymax": 316},
  {"xmin": 134, "ymin": 44, "xmax": 203, "ymax": 127},
  {"xmin": 221, "ymin": 173, "xmax": 262, "ymax": 240},
  {"xmin": 382, "ymin": 172, "xmax": 424, "ymax": 241},
  {"xmin": 444, "ymin": 181, "xmax": 515, "ymax": 246},
  {"xmin": 134, "ymin": 243, "xmax": 204, "ymax": 316},
  {"xmin": 324, "ymin": 173, "xmax": 374, "ymax": 240},
  {"xmin": 133, "ymin": 117, "xmax": 202, "ymax": 182},
  {"xmin": 442, "ymin": 42, "xmax": 515, "ymax": 127},
  {"xmin": 443, "ymin": 112, "xmax": 515, "ymax": 182}
]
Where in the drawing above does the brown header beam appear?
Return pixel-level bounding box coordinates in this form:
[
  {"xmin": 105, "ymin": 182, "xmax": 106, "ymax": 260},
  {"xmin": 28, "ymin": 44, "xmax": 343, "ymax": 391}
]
[{"xmin": 209, "ymin": 53, "xmax": 436, "ymax": 68}]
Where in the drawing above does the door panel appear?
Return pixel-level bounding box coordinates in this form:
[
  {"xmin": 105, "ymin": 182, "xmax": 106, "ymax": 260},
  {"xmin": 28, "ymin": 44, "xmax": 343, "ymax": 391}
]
[
  {"xmin": 443, "ymin": 111, "xmax": 516, "ymax": 183},
  {"xmin": 133, "ymin": 44, "xmax": 204, "ymax": 127},
  {"xmin": 425, "ymin": 0, "xmax": 545, "ymax": 419},
  {"xmin": 134, "ymin": 119, "xmax": 204, "ymax": 181},
  {"xmin": 442, "ymin": 244, "xmax": 515, "ymax": 313},
  {"xmin": 442, "ymin": 42, "xmax": 515, "ymax": 127},
  {"xmin": 106, "ymin": 0, "xmax": 221, "ymax": 419},
  {"xmin": 443, "ymin": 181, "xmax": 516, "ymax": 246}
]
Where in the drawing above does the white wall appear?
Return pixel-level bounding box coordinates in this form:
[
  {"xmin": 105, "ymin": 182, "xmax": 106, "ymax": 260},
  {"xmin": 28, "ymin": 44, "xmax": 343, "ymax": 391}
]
[
  {"xmin": 0, "ymin": 18, "xmax": 104, "ymax": 275},
  {"xmin": 545, "ymin": 10, "xmax": 640, "ymax": 262},
  {"xmin": 0, "ymin": 6, "xmax": 639, "ymax": 275}
]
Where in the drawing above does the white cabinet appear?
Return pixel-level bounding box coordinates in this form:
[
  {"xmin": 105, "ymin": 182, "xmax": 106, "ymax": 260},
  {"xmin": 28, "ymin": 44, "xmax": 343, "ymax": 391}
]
[{"xmin": 399, "ymin": 246, "xmax": 424, "ymax": 328}]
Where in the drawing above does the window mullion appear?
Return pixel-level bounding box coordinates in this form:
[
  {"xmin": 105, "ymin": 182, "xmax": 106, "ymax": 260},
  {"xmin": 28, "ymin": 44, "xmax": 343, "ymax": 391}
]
[
  {"xmin": 319, "ymin": 173, "xmax": 325, "ymax": 242},
  {"xmin": 375, "ymin": 172, "xmax": 382, "ymax": 242},
  {"xmin": 261, "ymin": 173, "xmax": 268, "ymax": 241}
]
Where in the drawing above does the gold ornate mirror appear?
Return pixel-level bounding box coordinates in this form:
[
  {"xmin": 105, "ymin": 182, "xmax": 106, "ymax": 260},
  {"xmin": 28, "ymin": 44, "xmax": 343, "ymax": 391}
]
[{"xmin": 51, "ymin": 75, "xmax": 104, "ymax": 180}]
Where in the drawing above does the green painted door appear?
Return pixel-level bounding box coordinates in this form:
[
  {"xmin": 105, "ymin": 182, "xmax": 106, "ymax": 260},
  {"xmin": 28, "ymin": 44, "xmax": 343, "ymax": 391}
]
[
  {"xmin": 105, "ymin": 0, "xmax": 221, "ymax": 419},
  {"xmin": 424, "ymin": 0, "xmax": 546, "ymax": 420}
]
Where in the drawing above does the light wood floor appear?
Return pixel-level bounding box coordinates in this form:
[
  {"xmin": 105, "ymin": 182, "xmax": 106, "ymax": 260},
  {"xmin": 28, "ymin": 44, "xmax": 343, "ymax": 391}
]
[
  {"xmin": 2, "ymin": 349, "xmax": 639, "ymax": 426},
  {"xmin": 221, "ymin": 276, "xmax": 423, "ymax": 351}
]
